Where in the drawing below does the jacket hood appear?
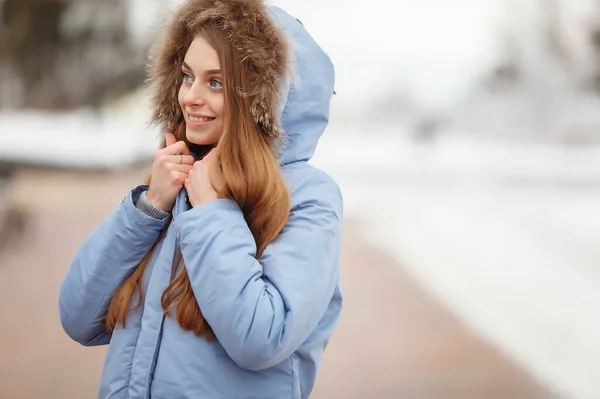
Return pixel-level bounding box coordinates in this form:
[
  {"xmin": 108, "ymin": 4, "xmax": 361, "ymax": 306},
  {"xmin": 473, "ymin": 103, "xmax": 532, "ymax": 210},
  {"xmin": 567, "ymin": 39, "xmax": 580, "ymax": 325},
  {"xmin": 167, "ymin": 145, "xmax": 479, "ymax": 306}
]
[
  {"xmin": 269, "ymin": 7, "xmax": 335, "ymax": 165},
  {"xmin": 148, "ymin": 0, "xmax": 334, "ymax": 165},
  {"xmin": 149, "ymin": 0, "xmax": 289, "ymax": 153}
]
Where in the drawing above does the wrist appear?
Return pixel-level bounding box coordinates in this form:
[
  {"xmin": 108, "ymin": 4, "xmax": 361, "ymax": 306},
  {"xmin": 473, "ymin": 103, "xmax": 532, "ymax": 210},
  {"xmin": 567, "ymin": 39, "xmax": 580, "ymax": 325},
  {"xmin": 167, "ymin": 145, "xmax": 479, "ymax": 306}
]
[
  {"xmin": 137, "ymin": 191, "xmax": 171, "ymax": 219},
  {"xmin": 146, "ymin": 190, "xmax": 172, "ymax": 212}
]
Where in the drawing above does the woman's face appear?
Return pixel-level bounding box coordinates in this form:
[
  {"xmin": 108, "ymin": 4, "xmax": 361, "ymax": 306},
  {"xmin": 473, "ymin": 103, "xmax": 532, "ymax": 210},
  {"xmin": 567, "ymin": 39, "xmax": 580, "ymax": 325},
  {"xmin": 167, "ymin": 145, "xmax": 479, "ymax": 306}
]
[{"xmin": 178, "ymin": 36, "xmax": 225, "ymax": 146}]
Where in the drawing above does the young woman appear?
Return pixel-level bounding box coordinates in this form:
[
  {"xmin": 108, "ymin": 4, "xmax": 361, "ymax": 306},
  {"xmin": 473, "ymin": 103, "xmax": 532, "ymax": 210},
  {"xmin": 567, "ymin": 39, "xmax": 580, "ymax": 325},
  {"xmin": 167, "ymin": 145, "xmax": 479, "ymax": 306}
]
[{"xmin": 59, "ymin": 0, "xmax": 342, "ymax": 398}]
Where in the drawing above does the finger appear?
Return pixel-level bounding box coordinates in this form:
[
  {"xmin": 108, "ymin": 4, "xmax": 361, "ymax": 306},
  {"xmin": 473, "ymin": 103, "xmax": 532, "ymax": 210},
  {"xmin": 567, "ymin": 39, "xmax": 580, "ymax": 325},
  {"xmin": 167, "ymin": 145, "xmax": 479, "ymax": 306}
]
[
  {"xmin": 169, "ymin": 154, "xmax": 195, "ymax": 165},
  {"xmin": 157, "ymin": 154, "xmax": 194, "ymax": 168},
  {"xmin": 164, "ymin": 132, "xmax": 176, "ymax": 147},
  {"xmin": 170, "ymin": 163, "xmax": 194, "ymax": 173},
  {"xmin": 170, "ymin": 171, "xmax": 188, "ymax": 185},
  {"xmin": 203, "ymin": 149, "xmax": 216, "ymax": 161},
  {"xmin": 164, "ymin": 140, "xmax": 191, "ymax": 156}
]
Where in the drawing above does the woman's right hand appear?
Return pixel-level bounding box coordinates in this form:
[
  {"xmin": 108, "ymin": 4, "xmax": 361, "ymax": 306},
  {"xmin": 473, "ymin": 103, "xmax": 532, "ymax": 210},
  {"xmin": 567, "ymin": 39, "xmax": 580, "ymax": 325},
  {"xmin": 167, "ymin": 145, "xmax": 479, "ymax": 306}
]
[{"xmin": 146, "ymin": 133, "xmax": 195, "ymax": 212}]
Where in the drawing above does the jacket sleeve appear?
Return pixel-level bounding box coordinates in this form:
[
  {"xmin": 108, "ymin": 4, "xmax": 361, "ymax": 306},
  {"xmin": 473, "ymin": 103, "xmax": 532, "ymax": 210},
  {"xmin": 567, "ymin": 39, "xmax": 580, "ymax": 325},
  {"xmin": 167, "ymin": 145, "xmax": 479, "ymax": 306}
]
[
  {"xmin": 58, "ymin": 185, "xmax": 170, "ymax": 346},
  {"xmin": 175, "ymin": 172, "xmax": 343, "ymax": 371}
]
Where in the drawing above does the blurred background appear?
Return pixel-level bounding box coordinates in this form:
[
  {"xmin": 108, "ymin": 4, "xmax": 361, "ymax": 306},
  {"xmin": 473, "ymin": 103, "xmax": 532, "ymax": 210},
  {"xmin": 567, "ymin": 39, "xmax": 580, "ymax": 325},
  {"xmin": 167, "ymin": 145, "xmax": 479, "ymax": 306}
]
[{"xmin": 1, "ymin": 0, "xmax": 599, "ymax": 398}]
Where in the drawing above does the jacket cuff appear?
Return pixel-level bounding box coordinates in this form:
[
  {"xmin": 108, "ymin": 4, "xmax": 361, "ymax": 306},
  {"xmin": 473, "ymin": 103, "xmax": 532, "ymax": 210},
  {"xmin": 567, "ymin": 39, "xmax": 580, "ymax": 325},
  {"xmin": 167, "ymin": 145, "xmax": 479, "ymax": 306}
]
[
  {"xmin": 135, "ymin": 190, "xmax": 171, "ymax": 220},
  {"xmin": 123, "ymin": 185, "xmax": 171, "ymax": 229}
]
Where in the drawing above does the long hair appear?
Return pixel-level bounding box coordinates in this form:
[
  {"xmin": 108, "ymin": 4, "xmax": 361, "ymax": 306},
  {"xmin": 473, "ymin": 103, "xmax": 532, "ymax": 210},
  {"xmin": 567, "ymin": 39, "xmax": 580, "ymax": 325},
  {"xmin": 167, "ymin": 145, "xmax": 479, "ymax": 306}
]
[{"xmin": 104, "ymin": 19, "xmax": 290, "ymax": 341}]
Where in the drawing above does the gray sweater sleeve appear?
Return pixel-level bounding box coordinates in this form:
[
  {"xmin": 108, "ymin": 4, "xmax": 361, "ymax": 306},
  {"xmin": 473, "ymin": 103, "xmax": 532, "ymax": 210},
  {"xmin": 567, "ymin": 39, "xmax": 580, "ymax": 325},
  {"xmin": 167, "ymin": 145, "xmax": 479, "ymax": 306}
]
[{"xmin": 135, "ymin": 190, "xmax": 170, "ymax": 220}]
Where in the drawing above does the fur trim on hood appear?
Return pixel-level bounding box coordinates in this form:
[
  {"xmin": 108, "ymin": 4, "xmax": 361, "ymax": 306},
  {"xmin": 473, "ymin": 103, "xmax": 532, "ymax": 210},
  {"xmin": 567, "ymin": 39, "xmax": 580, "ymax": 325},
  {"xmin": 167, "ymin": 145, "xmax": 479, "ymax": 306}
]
[{"xmin": 148, "ymin": 0, "xmax": 290, "ymax": 152}]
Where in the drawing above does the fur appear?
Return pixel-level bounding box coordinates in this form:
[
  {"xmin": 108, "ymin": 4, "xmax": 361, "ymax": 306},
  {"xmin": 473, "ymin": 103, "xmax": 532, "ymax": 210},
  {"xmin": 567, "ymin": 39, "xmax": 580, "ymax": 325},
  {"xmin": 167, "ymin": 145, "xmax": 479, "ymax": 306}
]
[{"xmin": 147, "ymin": 0, "xmax": 290, "ymax": 152}]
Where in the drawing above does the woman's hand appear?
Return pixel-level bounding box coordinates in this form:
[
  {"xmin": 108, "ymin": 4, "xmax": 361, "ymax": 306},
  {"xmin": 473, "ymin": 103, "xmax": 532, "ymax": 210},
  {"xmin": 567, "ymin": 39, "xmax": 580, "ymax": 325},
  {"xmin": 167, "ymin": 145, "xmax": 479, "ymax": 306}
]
[
  {"xmin": 146, "ymin": 133, "xmax": 195, "ymax": 212},
  {"xmin": 184, "ymin": 149, "xmax": 227, "ymax": 207}
]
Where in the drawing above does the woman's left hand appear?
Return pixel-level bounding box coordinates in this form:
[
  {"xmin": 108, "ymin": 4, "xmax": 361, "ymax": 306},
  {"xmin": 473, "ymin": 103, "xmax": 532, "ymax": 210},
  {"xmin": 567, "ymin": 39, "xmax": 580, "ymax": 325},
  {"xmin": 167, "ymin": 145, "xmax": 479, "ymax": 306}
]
[{"xmin": 184, "ymin": 149, "xmax": 227, "ymax": 207}]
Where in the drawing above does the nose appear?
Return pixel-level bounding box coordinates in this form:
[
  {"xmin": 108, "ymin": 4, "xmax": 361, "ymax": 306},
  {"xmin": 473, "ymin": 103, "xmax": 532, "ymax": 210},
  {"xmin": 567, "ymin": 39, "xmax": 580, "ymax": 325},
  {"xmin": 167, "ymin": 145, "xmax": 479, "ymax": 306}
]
[{"xmin": 183, "ymin": 82, "xmax": 207, "ymax": 107}]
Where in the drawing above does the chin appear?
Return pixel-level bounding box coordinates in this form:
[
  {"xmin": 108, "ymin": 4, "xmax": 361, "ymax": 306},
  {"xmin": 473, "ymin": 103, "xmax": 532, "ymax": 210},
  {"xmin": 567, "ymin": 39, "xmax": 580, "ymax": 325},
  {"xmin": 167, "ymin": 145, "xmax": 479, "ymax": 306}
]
[{"xmin": 186, "ymin": 130, "xmax": 220, "ymax": 146}]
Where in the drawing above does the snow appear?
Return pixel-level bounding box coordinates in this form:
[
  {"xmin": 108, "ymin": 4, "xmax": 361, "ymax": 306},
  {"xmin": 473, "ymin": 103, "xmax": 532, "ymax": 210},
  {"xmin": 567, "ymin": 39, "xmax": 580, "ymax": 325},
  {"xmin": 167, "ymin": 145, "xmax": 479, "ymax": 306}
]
[
  {"xmin": 311, "ymin": 126, "xmax": 600, "ymax": 399},
  {"xmin": 0, "ymin": 90, "xmax": 159, "ymax": 169}
]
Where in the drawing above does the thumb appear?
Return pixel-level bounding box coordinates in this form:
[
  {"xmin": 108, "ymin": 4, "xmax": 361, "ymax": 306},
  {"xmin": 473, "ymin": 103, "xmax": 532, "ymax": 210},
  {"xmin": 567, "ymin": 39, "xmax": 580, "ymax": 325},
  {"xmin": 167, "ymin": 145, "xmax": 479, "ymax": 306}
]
[
  {"xmin": 164, "ymin": 132, "xmax": 176, "ymax": 148},
  {"xmin": 203, "ymin": 148, "xmax": 216, "ymax": 161}
]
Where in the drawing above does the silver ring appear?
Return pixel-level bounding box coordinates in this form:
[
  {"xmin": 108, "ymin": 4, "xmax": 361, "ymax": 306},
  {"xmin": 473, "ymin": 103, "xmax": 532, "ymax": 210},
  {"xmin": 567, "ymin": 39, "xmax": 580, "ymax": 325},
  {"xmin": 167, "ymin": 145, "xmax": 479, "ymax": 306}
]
[{"xmin": 175, "ymin": 153, "xmax": 183, "ymax": 164}]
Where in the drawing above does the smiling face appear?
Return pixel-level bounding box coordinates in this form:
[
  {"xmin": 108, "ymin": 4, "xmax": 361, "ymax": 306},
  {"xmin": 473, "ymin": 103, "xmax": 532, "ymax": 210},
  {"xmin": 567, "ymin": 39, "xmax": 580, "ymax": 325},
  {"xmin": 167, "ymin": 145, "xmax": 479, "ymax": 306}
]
[{"xmin": 178, "ymin": 35, "xmax": 225, "ymax": 146}]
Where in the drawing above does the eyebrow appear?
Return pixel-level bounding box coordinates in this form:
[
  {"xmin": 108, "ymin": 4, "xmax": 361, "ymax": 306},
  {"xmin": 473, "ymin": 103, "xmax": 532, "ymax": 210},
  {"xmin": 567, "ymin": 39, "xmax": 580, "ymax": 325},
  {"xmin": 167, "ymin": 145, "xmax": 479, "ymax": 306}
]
[{"xmin": 182, "ymin": 61, "xmax": 221, "ymax": 75}]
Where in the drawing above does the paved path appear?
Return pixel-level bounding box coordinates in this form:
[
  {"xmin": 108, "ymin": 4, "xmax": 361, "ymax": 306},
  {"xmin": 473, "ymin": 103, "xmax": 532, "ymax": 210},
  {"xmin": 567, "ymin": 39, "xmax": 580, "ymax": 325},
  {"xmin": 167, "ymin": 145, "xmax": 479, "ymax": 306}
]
[{"xmin": 0, "ymin": 168, "xmax": 557, "ymax": 398}]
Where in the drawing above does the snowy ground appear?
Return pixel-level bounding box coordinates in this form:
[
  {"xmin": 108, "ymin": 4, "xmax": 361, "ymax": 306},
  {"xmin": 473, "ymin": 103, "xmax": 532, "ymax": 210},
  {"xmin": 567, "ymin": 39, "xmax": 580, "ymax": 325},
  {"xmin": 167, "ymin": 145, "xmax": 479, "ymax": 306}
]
[
  {"xmin": 312, "ymin": 125, "xmax": 600, "ymax": 399},
  {"xmin": 0, "ymin": 93, "xmax": 157, "ymax": 169}
]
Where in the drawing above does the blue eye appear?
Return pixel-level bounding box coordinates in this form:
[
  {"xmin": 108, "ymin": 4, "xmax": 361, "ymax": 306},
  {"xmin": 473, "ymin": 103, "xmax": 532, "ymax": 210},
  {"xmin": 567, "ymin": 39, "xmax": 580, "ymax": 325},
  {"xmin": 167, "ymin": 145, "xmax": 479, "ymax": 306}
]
[
  {"xmin": 209, "ymin": 79, "xmax": 223, "ymax": 89},
  {"xmin": 182, "ymin": 73, "xmax": 193, "ymax": 83}
]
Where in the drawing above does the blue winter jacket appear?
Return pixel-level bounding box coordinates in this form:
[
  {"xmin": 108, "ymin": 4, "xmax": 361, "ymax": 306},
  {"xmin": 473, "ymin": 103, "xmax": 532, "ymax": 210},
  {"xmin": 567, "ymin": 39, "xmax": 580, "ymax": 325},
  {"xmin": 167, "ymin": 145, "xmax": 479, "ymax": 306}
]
[{"xmin": 59, "ymin": 7, "xmax": 343, "ymax": 399}]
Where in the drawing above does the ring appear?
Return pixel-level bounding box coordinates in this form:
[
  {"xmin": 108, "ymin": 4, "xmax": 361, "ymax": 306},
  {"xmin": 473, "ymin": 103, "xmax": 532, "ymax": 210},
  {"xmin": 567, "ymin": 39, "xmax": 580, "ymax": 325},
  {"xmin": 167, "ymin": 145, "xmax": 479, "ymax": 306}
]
[{"xmin": 175, "ymin": 153, "xmax": 183, "ymax": 164}]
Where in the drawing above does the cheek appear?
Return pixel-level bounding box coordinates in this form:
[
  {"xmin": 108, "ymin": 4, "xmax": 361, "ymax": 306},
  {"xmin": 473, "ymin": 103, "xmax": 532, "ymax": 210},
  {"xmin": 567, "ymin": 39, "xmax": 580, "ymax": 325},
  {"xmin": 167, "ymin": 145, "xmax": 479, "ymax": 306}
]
[
  {"xmin": 178, "ymin": 85, "xmax": 186, "ymax": 110},
  {"xmin": 214, "ymin": 96, "xmax": 225, "ymax": 117}
]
